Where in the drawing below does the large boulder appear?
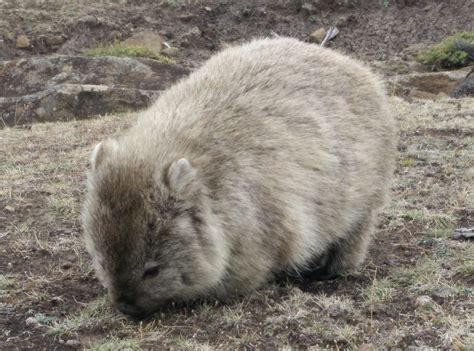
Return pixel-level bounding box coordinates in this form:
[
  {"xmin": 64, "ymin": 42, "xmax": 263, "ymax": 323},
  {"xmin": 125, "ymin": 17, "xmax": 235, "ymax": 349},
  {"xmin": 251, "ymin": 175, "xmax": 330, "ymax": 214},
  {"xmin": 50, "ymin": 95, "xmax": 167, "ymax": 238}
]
[{"xmin": 0, "ymin": 55, "xmax": 189, "ymax": 127}]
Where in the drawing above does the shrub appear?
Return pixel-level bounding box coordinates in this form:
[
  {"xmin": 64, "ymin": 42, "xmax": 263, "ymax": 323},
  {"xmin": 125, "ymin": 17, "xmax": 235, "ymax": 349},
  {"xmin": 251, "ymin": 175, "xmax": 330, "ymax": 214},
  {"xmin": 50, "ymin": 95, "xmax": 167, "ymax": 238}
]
[{"xmin": 416, "ymin": 32, "xmax": 474, "ymax": 70}]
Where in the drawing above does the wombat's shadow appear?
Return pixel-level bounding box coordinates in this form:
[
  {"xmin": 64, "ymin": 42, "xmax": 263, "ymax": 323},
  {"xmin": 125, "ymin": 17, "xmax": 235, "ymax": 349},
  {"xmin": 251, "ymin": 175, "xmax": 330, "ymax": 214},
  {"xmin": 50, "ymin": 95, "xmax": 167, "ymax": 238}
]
[{"xmin": 124, "ymin": 272, "xmax": 371, "ymax": 322}]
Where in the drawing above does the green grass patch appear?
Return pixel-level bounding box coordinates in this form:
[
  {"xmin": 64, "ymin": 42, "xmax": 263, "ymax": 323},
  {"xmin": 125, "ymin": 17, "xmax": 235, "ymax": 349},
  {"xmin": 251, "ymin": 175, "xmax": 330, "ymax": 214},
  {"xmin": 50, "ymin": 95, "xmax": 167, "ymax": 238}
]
[
  {"xmin": 85, "ymin": 42, "xmax": 175, "ymax": 64},
  {"xmin": 416, "ymin": 32, "xmax": 474, "ymax": 69},
  {"xmin": 364, "ymin": 277, "xmax": 396, "ymax": 305},
  {"xmin": 399, "ymin": 157, "xmax": 415, "ymax": 167}
]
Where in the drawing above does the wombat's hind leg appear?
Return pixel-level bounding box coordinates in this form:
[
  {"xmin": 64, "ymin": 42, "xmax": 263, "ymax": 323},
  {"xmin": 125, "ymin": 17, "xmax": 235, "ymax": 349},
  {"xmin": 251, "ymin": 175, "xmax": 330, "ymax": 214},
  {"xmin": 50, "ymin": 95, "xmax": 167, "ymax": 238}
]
[{"xmin": 304, "ymin": 212, "xmax": 376, "ymax": 281}]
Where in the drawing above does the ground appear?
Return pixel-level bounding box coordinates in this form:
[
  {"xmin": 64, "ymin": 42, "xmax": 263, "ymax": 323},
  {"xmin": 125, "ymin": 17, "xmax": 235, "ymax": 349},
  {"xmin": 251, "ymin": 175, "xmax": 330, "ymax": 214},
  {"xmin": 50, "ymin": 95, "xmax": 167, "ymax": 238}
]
[{"xmin": 1, "ymin": 0, "xmax": 473, "ymax": 350}]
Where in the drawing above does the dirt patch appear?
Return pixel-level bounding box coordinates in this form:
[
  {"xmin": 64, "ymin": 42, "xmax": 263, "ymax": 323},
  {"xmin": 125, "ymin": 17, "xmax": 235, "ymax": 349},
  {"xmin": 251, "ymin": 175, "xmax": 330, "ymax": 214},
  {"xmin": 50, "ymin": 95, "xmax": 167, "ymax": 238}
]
[
  {"xmin": 0, "ymin": 56, "xmax": 189, "ymax": 126},
  {"xmin": 407, "ymin": 75, "xmax": 460, "ymax": 95},
  {"xmin": 0, "ymin": 0, "xmax": 472, "ymax": 66}
]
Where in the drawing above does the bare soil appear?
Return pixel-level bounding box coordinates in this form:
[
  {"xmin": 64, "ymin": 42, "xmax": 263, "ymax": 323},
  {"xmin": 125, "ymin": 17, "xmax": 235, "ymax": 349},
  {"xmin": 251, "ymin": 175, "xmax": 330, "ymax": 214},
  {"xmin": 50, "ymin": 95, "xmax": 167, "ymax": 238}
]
[
  {"xmin": 1, "ymin": 0, "xmax": 473, "ymax": 66},
  {"xmin": 1, "ymin": 0, "xmax": 473, "ymax": 350}
]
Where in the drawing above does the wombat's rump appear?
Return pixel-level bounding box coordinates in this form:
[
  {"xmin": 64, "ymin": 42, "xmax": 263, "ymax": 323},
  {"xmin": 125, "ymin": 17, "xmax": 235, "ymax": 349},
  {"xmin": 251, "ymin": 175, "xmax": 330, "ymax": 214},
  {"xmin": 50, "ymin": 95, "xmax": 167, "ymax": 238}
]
[{"xmin": 82, "ymin": 38, "xmax": 397, "ymax": 318}]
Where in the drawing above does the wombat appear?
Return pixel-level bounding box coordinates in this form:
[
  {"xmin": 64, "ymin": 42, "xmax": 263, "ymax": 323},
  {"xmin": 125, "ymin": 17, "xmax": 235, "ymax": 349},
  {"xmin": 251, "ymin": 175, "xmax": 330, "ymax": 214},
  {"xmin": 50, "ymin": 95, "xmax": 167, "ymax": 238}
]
[{"xmin": 82, "ymin": 37, "xmax": 397, "ymax": 318}]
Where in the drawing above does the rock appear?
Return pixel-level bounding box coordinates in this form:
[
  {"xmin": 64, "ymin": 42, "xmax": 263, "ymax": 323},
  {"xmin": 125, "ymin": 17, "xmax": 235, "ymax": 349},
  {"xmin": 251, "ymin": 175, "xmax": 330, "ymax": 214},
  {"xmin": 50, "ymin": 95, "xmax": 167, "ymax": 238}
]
[
  {"xmin": 309, "ymin": 28, "xmax": 326, "ymax": 44},
  {"xmin": 25, "ymin": 317, "xmax": 38, "ymax": 326},
  {"xmin": 178, "ymin": 14, "xmax": 195, "ymax": 22},
  {"xmin": 451, "ymin": 76, "xmax": 474, "ymax": 98},
  {"xmin": 65, "ymin": 340, "xmax": 80, "ymax": 347},
  {"xmin": 182, "ymin": 26, "xmax": 202, "ymax": 41},
  {"xmin": 16, "ymin": 35, "xmax": 30, "ymax": 49},
  {"xmin": 204, "ymin": 6, "xmax": 212, "ymax": 12},
  {"xmin": 52, "ymin": 72, "xmax": 68, "ymax": 82},
  {"xmin": 0, "ymin": 56, "xmax": 189, "ymax": 127},
  {"xmin": 430, "ymin": 286, "xmax": 457, "ymax": 300},
  {"xmin": 162, "ymin": 47, "xmax": 179, "ymax": 57},
  {"xmin": 124, "ymin": 31, "xmax": 164, "ymax": 54},
  {"xmin": 452, "ymin": 227, "xmax": 474, "ymax": 240},
  {"xmin": 180, "ymin": 26, "xmax": 203, "ymax": 48},
  {"xmin": 46, "ymin": 35, "xmax": 65, "ymax": 46},
  {"xmin": 336, "ymin": 14, "xmax": 356, "ymax": 27},
  {"xmin": 4, "ymin": 205, "xmax": 15, "ymax": 212},
  {"xmin": 77, "ymin": 15, "xmax": 97, "ymax": 25},
  {"xmin": 415, "ymin": 295, "xmax": 434, "ymax": 308},
  {"xmin": 301, "ymin": 3, "xmax": 317, "ymax": 15}
]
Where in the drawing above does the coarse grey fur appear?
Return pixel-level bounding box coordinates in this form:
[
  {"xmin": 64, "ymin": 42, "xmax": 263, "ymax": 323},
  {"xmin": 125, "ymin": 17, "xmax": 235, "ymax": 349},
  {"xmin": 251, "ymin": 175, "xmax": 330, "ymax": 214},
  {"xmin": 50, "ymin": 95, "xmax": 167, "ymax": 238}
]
[{"xmin": 82, "ymin": 37, "xmax": 397, "ymax": 318}]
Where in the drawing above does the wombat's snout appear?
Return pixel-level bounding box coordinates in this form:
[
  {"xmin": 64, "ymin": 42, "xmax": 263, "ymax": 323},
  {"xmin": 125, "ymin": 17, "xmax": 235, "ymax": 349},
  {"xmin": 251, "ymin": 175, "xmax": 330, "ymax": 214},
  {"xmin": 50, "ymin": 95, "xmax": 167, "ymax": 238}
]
[
  {"xmin": 115, "ymin": 292, "xmax": 147, "ymax": 318},
  {"xmin": 117, "ymin": 302, "xmax": 143, "ymax": 318}
]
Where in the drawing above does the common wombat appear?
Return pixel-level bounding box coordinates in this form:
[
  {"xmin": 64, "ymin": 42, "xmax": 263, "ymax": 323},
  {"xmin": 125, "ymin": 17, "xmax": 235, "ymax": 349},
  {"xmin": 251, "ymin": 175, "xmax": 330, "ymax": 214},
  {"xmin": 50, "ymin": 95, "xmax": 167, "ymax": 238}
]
[{"xmin": 82, "ymin": 38, "xmax": 397, "ymax": 318}]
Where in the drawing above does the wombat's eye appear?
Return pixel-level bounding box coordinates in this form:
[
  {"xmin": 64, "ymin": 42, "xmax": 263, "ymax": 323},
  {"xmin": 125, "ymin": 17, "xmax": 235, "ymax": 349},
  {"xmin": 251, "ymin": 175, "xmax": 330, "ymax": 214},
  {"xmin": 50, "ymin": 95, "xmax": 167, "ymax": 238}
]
[{"xmin": 143, "ymin": 265, "xmax": 160, "ymax": 279}]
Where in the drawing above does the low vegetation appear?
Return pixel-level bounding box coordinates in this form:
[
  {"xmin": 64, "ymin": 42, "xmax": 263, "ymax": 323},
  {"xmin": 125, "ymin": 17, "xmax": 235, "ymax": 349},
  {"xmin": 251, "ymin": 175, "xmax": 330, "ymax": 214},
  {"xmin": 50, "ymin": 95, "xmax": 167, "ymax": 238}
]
[
  {"xmin": 416, "ymin": 32, "xmax": 474, "ymax": 70},
  {"xmin": 1, "ymin": 96, "xmax": 473, "ymax": 349}
]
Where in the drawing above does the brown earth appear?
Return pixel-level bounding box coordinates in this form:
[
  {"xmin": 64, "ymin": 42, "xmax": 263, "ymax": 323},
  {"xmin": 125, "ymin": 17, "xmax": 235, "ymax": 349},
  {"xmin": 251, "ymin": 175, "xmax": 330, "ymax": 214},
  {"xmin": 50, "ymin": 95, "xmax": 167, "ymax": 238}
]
[
  {"xmin": 1, "ymin": 0, "xmax": 473, "ymax": 66},
  {"xmin": 1, "ymin": 0, "xmax": 473, "ymax": 350}
]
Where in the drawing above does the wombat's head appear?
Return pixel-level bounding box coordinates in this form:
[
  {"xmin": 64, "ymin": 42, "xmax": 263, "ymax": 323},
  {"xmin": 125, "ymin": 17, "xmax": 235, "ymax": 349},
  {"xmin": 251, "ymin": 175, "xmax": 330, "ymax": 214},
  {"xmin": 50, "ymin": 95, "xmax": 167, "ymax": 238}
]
[{"xmin": 82, "ymin": 139, "xmax": 226, "ymax": 318}]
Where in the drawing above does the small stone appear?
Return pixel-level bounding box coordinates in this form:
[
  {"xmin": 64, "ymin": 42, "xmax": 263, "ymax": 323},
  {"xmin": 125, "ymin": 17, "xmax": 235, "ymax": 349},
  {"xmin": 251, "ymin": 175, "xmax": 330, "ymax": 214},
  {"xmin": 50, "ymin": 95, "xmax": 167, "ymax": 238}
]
[
  {"xmin": 4, "ymin": 205, "xmax": 15, "ymax": 212},
  {"xmin": 46, "ymin": 35, "xmax": 64, "ymax": 46},
  {"xmin": 65, "ymin": 339, "xmax": 81, "ymax": 347},
  {"xmin": 431, "ymin": 286, "xmax": 456, "ymax": 300},
  {"xmin": 52, "ymin": 72, "xmax": 68, "ymax": 82},
  {"xmin": 77, "ymin": 15, "xmax": 97, "ymax": 25},
  {"xmin": 336, "ymin": 14, "xmax": 355, "ymax": 27},
  {"xmin": 181, "ymin": 27, "xmax": 202, "ymax": 47},
  {"xmin": 416, "ymin": 295, "xmax": 433, "ymax": 308},
  {"xmin": 36, "ymin": 107, "xmax": 46, "ymax": 117},
  {"xmin": 178, "ymin": 14, "xmax": 195, "ymax": 22},
  {"xmin": 16, "ymin": 35, "xmax": 30, "ymax": 49},
  {"xmin": 301, "ymin": 3, "xmax": 317, "ymax": 15},
  {"xmin": 25, "ymin": 316, "xmax": 38, "ymax": 326},
  {"xmin": 61, "ymin": 64, "xmax": 73, "ymax": 74},
  {"xmin": 309, "ymin": 28, "xmax": 326, "ymax": 44},
  {"xmin": 124, "ymin": 31, "xmax": 164, "ymax": 54},
  {"xmin": 162, "ymin": 47, "xmax": 179, "ymax": 57},
  {"xmin": 358, "ymin": 344, "xmax": 376, "ymax": 351},
  {"xmin": 183, "ymin": 26, "xmax": 202, "ymax": 39},
  {"xmin": 204, "ymin": 6, "xmax": 212, "ymax": 12}
]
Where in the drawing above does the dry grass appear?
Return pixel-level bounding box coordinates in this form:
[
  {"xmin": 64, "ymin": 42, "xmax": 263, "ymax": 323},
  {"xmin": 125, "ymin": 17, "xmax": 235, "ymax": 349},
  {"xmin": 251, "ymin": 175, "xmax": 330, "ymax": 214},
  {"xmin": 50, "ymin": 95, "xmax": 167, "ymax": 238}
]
[{"xmin": 1, "ymin": 96, "xmax": 473, "ymax": 349}]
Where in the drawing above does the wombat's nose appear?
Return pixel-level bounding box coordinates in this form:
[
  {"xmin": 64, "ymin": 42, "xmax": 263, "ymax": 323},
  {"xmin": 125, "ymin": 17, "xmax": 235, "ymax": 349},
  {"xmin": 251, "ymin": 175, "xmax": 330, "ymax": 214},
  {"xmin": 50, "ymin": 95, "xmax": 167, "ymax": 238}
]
[
  {"xmin": 117, "ymin": 302, "xmax": 144, "ymax": 318},
  {"xmin": 117, "ymin": 291, "xmax": 136, "ymax": 306}
]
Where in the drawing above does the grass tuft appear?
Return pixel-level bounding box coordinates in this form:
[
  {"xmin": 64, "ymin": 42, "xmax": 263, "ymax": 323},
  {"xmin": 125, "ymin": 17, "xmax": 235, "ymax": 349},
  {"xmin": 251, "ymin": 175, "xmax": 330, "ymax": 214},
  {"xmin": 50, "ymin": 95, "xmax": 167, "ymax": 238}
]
[{"xmin": 416, "ymin": 32, "xmax": 474, "ymax": 69}]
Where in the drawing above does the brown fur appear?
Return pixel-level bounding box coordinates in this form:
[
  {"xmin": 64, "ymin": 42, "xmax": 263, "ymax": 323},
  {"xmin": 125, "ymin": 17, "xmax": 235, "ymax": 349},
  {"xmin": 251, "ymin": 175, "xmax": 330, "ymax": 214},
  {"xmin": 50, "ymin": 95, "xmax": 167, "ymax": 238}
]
[{"xmin": 82, "ymin": 37, "xmax": 397, "ymax": 317}]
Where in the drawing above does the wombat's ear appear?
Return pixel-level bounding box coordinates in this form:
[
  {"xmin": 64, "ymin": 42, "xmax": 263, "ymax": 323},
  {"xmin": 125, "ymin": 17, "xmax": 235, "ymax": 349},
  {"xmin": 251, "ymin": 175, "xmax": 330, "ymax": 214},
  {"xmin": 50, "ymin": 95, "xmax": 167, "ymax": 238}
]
[
  {"xmin": 167, "ymin": 158, "xmax": 196, "ymax": 193},
  {"xmin": 90, "ymin": 139, "xmax": 118, "ymax": 171}
]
